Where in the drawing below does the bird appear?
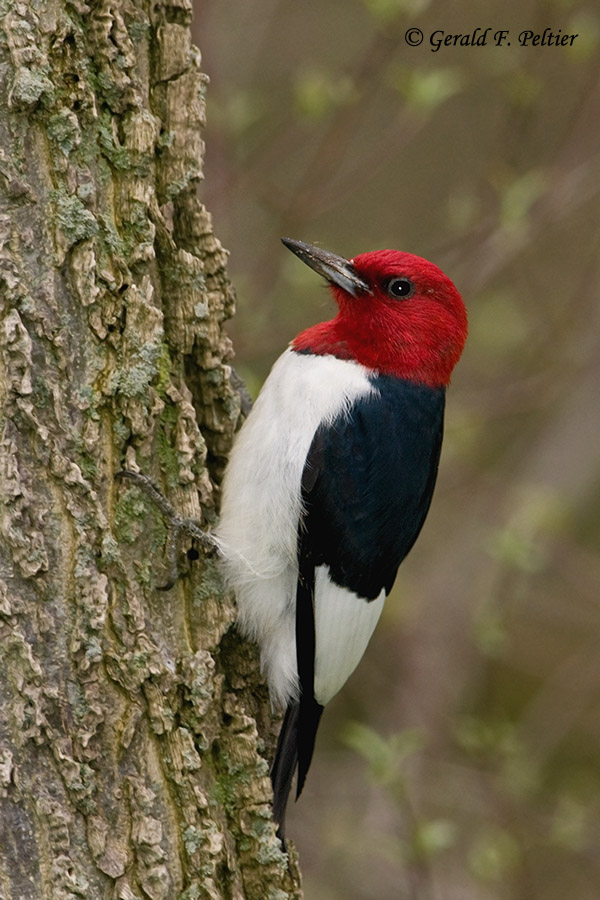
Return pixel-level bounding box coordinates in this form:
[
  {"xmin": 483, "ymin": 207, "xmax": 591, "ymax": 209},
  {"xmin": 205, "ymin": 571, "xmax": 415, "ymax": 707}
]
[{"xmin": 216, "ymin": 237, "xmax": 468, "ymax": 842}]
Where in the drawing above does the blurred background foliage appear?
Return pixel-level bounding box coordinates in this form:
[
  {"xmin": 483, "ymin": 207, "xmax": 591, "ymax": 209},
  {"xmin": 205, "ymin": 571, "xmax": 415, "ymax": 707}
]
[{"xmin": 193, "ymin": 0, "xmax": 600, "ymax": 896}]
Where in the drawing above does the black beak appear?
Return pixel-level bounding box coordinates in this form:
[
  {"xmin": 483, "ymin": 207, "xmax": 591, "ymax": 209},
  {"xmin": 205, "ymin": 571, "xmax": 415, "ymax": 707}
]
[{"xmin": 281, "ymin": 238, "xmax": 371, "ymax": 297}]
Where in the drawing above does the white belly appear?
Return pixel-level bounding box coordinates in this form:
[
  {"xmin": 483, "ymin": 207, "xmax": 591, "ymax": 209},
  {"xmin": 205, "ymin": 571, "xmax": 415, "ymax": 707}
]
[{"xmin": 217, "ymin": 348, "xmax": 375, "ymax": 707}]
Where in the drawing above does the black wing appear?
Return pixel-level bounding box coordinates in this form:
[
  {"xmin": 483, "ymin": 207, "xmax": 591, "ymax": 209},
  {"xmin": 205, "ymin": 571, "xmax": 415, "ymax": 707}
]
[
  {"xmin": 271, "ymin": 376, "xmax": 445, "ymax": 841},
  {"xmin": 301, "ymin": 375, "xmax": 446, "ymax": 599}
]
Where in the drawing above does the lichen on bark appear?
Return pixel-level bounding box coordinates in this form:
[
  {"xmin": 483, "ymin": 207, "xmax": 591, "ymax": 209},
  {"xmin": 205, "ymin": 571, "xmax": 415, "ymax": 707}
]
[{"xmin": 0, "ymin": 1, "xmax": 302, "ymax": 897}]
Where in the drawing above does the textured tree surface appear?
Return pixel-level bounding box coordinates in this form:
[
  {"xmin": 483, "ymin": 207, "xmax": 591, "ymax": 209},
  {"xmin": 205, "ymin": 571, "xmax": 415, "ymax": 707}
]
[{"xmin": 0, "ymin": 2, "xmax": 301, "ymax": 897}]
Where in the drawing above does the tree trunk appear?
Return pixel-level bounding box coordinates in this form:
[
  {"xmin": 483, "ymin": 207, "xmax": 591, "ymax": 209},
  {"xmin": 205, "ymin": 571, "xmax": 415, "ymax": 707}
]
[{"xmin": 0, "ymin": 1, "xmax": 301, "ymax": 897}]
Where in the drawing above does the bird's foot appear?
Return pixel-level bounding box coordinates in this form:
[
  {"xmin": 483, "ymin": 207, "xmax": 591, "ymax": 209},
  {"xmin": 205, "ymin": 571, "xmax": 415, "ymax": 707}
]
[{"xmin": 116, "ymin": 470, "xmax": 217, "ymax": 590}]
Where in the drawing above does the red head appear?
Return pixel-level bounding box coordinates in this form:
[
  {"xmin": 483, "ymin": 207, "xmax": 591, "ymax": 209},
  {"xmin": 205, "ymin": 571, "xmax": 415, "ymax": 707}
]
[{"xmin": 283, "ymin": 240, "xmax": 467, "ymax": 388}]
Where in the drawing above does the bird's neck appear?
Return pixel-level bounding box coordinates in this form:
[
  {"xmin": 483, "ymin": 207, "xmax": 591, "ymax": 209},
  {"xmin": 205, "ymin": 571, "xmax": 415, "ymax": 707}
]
[{"xmin": 291, "ymin": 317, "xmax": 456, "ymax": 389}]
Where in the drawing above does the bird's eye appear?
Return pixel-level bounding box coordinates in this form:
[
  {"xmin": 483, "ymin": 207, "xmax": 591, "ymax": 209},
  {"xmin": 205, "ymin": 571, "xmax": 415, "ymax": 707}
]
[{"xmin": 386, "ymin": 277, "xmax": 414, "ymax": 299}]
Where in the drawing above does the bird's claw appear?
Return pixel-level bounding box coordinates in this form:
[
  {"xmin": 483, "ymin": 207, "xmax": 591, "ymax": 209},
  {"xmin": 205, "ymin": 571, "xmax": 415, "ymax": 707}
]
[{"xmin": 116, "ymin": 470, "xmax": 217, "ymax": 590}]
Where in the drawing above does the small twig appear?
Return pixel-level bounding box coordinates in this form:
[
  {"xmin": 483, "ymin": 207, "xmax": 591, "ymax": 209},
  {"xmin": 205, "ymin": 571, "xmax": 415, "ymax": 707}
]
[{"xmin": 116, "ymin": 470, "xmax": 217, "ymax": 590}]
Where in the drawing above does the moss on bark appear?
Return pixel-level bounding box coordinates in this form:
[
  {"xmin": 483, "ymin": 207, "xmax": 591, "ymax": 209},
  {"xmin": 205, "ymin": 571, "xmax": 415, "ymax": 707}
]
[{"xmin": 0, "ymin": 1, "xmax": 302, "ymax": 897}]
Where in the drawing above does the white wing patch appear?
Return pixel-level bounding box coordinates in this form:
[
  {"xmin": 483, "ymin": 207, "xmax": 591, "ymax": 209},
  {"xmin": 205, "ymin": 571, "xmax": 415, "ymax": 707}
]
[{"xmin": 313, "ymin": 565, "xmax": 385, "ymax": 706}]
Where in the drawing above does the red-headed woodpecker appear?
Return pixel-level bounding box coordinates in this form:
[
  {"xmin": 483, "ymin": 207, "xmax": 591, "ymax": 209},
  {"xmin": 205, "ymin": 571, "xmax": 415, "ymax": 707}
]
[{"xmin": 217, "ymin": 238, "xmax": 468, "ymax": 840}]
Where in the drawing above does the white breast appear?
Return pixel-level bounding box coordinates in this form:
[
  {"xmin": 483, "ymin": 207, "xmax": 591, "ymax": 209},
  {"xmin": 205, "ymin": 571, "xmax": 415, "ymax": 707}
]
[{"xmin": 217, "ymin": 348, "xmax": 374, "ymax": 707}]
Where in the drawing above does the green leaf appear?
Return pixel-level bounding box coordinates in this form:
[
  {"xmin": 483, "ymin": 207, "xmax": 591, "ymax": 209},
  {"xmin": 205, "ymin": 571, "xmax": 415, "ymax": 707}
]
[
  {"xmin": 294, "ymin": 70, "xmax": 355, "ymax": 121},
  {"xmin": 468, "ymin": 827, "xmax": 520, "ymax": 882},
  {"xmin": 497, "ymin": 169, "xmax": 546, "ymax": 234},
  {"xmin": 566, "ymin": 11, "xmax": 600, "ymax": 60},
  {"xmin": 342, "ymin": 722, "xmax": 424, "ymax": 786},
  {"xmin": 391, "ymin": 67, "xmax": 463, "ymax": 113},
  {"xmin": 361, "ymin": 0, "xmax": 432, "ymax": 24},
  {"xmin": 410, "ymin": 819, "xmax": 458, "ymax": 860}
]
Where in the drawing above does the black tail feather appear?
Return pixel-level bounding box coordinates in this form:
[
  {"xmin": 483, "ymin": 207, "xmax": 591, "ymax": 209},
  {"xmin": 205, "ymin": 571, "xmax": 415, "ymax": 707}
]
[
  {"xmin": 296, "ymin": 695, "xmax": 323, "ymax": 798},
  {"xmin": 271, "ymin": 499, "xmax": 325, "ymax": 844},
  {"xmin": 271, "ymin": 696, "xmax": 324, "ymax": 844},
  {"xmin": 271, "ymin": 701, "xmax": 299, "ymax": 837}
]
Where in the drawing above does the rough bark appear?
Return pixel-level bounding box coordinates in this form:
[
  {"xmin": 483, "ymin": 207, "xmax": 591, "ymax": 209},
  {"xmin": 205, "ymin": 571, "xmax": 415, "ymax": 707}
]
[{"xmin": 0, "ymin": 1, "xmax": 301, "ymax": 898}]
